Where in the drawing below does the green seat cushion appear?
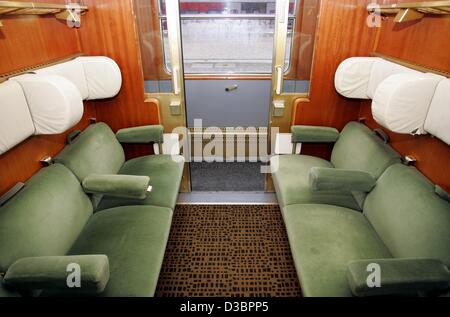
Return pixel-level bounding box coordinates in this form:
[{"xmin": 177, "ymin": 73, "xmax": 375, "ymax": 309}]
[
  {"xmin": 331, "ymin": 122, "xmax": 401, "ymax": 178},
  {"xmin": 364, "ymin": 164, "xmax": 450, "ymax": 266},
  {"xmin": 271, "ymin": 155, "xmax": 360, "ymax": 210},
  {"xmin": 0, "ymin": 164, "xmax": 93, "ymax": 272},
  {"xmin": 54, "ymin": 123, "xmax": 125, "ymax": 181},
  {"xmin": 97, "ymin": 155, "xmax": 184, "ymax": 211},
  {"xmin": 283, "ymin": 204, "xmax": 391, "ymax": 297},
  {"xmin": 68, "ymin": 205, "xmax": 173, "ymax": 297}
]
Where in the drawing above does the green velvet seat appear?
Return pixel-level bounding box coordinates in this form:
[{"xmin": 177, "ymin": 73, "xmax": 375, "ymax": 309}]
[
  {"xmin": 69, "ymin": 205, "xmax": 172, "ymax": 297},
  {"xmin": 283, "ymin": 204, "xmax": 392, "ymax": 297},
  {"xmin": 0, "ymin": 164, "xmax": 173, "ymax": 297},
  {"xmin": 97, "ymin": 155, "xmax": 184, "ymax": 211},
  {"xmin": 282, "ymin": 163, "xmax": 450, "ymax": 297},
  {"xmin": 271, "ymin": 122, "xmax": 401, "ymax": 210},
  {"xmin": 54, "ymin": 122, "xmax": 184, "ymax": 211}
]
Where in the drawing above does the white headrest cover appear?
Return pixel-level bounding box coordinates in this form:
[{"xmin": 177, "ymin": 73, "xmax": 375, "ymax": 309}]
[
  {"xmin": 367, "ymin": 59, "xmax": 422, "ymax": 99},
  {"xmin": 372, "ymin": 73, "xmax": 444, "ymax": 135},
  {"xmin": 424, "ymin": 79, "xmax": 450, "ymax": 145},
  {"xmin": 335, "ymin": 57, "xmax": 379, "ymax": 99},
  {"xmin": 33, "ymin": 59, "xmax": 89, "ymax": 99},
  {"xmin": 76, "ymin": 57, "xmax": 122, "ymax": 100},
  {"xmin": 0, "ymin": 81, "xmax": 35, "ymax": 155},
  {"xmin": 12, "ymin": 74, "xmax": 84, "ymax": 135}
]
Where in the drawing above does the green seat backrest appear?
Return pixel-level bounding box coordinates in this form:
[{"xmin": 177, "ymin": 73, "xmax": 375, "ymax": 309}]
[
  {"xmin": 364, "ymin": 164, "xmax": 450, "ymax": 266},
  {"xmin": 0, "ymin": 164, "xmax": 93, "ymax": 272},
  {"xmin": 331, "ymin": 122, "xmax": 401, "ymax": 178},
  {"xmin": 54, "ymin": 123, "xmax": 125, "ymax": 181}
]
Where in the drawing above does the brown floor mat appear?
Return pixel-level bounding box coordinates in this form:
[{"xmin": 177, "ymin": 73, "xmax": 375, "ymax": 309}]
[{"xmin": 155, "ymin": 204, "xmax": 302, "ymax": 297}]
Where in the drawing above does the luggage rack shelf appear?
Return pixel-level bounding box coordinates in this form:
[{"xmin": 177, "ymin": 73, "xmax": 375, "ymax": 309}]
[
  {"xmin": 367, "ymin": 1, "xmax": 450, "ymax": 23},
  {"xmin": 0, "ymin": 1, "xmax": 88, "ymax": 27}
]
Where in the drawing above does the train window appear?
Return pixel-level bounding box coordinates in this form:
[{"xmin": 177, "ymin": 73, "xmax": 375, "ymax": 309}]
[{"xmin": 159, "ymin": 0, "xmax": 297, "ymax": 75}]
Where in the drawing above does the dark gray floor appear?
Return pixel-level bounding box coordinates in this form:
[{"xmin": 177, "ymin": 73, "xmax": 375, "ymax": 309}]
[{"xmin": 190, "ymin": 162, "xmax": 266, "ymax": 191}]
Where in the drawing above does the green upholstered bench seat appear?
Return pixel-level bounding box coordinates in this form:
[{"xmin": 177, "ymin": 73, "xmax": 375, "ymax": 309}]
[
  {"xmin": 0, "ymin": 164, "xmax": 174, "ymax": 297},
  {"xmin": 281, "ymin": 164, "xmax": 450, "ymax": 297},
  {"xmin": 69, "ymin": 205, "xmax": 172, "ymax": 297},
  {"xmin": 54, "ymin": 122, "xmax": 184, "ymax": 211},
  {"xmin": 283, "ymin": 204, "xmax": 392, "ymax": 297},
  {"xmin": 271, "ymin": 122, "xmax": 401, "ymax": 210}
]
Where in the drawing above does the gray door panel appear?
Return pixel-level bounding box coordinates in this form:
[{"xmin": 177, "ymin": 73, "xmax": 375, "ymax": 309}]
[{"xmin": 185, "ymin": 80, "xmax": 271, "ymax": 128}]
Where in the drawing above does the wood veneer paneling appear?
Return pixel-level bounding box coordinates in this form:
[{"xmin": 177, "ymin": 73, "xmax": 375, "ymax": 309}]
[
  {"xmin": 77, "ymin": 0, "xmax": 160, "ymax": 132},
  {"xmin": 294, "ymin": 0, "xmax": 320, "ymax": 80},
  {"xmin": 294, "ymin": 0, "xmax": 378, "ymax": 158},
  {"xmin": 134, "ymin": 0, "xmax": 169, "ymax": 80},
  {"xmin": 360, "ymin": 102, "xmax": 450, "ymax": 192},
  {"xmin": 0, "ymin": 0, "xmax": 89, "ymax": 196},
  {"xmin": 368, "ymin": 1, "xmax": 450, "ymax": 191},
  {"xmin": 294, "ymin": 0, "xmax": 378, "ymax": 128},
  {"xmin": 374, "ymin": 0, "xmax": 450, "ymax": 73},
  {"xmin": 0, "ymin": 0, "xmax": 82, "ymax": 75}
]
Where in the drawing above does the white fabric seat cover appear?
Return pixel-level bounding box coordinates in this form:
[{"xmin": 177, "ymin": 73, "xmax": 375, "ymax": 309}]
[
  {"xmin": 12, "ymin": 74, "xmax": 84, "ymax": 135},
  {"xmin": 372, "ymin": 73, "xmax": 444, "ymax": 135},
  {"xmin": 334, "ymin": 57, "xmax": 379, "ymax": 99},
  {"xmin": 0, "ymin": 81, "xmax": 35, "ymax": 155},
  {"xmin": 76, "ymin": 56, "xmax": 122, "ymax": 100},
  {"xmin": 33, "ymin": 59, "xmax": 89, "ymax": 99},
  {"xmin": 424, "ymin": 79, "xmax": 450, "ymax": 145},
  {"xmin": 367, "ymin": 59, "xmax": 422, "ymax": 99}
]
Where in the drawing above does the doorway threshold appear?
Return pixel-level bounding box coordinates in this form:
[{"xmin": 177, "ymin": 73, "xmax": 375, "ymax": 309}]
[{"xmin": 177, "ymin": 191, "xmax": 278, "ymax": 205}]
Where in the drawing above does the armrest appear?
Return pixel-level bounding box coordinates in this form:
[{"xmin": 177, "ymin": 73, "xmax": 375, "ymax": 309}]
[
  {"xmin": 309, "ymin": 167, "xmax": 376, "ymax": 192},
  {"xmin": 116, "ymin": 125, "xmax": 164, "ymax": 144},
  {"xmin": 83, "ymin": 174, "xmax": 151, "ymax": 200},
  {"xmin": 3, "ymin": 255, "xmax": 110, "ymax": 294},
  {"xmin": 291, "ymin": 125, "xmax": 340, "ymax": 143},
  {"xmin": 347, "ymin": 258, "xmax": 450, "ymax": 297}
]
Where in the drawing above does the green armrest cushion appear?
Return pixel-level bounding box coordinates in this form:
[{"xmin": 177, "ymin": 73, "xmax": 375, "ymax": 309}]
[
  {"xmin": 116, "ymin": 125, "xmax": 164, "ymax": 144},
  {"xmin": 309, "ymin": 167, "xmax": 376, "ymax": 192},
  {"xmin": 3, "ymin": 255, "xmax": 110, "ymax": 294},
  {"xmin": 83, "ymin": 174, "xmax": 151, "ymax": 200},
  {"xmin": 347, "ymin": 258, "xmax": 450, "ymax": 297},
  {"xmin": 291, "ymin": 125, "xmax": 340, "ymax": 143}
]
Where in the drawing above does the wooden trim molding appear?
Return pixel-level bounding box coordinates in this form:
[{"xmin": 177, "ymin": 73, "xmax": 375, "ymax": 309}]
[
  {"xmin": 0, "ymin": 53, "xmax": 83, "ymax": 82},
  {"xmin": 372, "ymin": 52, "xmax": 450, "ymax": 77}
]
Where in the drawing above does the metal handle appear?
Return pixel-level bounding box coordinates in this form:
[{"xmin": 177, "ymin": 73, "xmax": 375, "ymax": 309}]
[
  {"xmin": 275, "ymin": 66, "xmax": 283, "ymax": 95},
  {"xmin": 173, "ymin": 66, "xmax": 180, "ymax": 95},
  {"xmin": 225, "ymin": 84, "xmax": 238, "ymax": 92}
]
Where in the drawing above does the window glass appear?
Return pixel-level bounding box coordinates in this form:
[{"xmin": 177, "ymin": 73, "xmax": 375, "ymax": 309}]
[{"xmin": 159, "ymin": 0, "xmax": 296, "ymax": 74}]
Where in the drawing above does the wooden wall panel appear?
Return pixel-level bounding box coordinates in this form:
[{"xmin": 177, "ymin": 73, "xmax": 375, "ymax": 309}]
[
  {"xmin": 294, "ymin": 0, "xmax": 378, "ymax": 158},
  {"xmin": 0, "ymin": 0, "xmax": 81, "ymax": 75},
  {"xmin": 367, "ymin": 3, "xmax": 450, "ymax": 191},
  {"xmin": 77, "ymin": 0, "xmax": 160, "ymax": 132},
  {"xmin": 361, "ymin": 102, "xmax": 450, "ymax": 192},
  {"xmin": 0, "ymin": 0, "xmax": 87, "ymax": 196},
  {"xmin": 295, "ymin": 0, "xmax": 320, "ymax": 80},
  {"xmin": 374, "ymin": 0, "xmax": 450, "ymax": 73},
  {"xmin": 134, "ymin": 0, "xmax": 169, "ymax": 80}
]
